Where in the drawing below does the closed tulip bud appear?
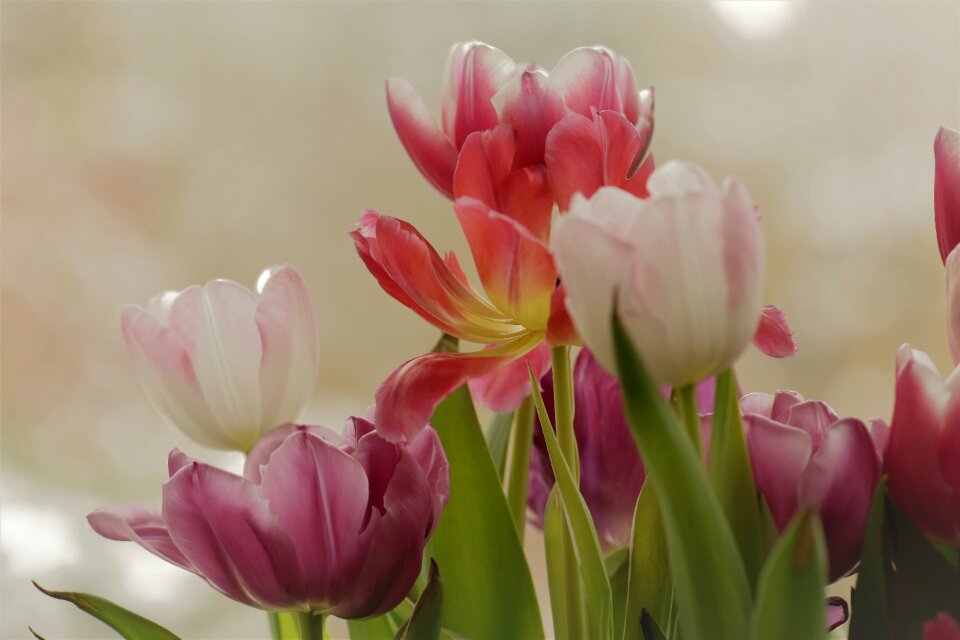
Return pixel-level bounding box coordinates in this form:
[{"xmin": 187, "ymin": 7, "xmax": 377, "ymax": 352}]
[
  {"xmin": 553, "ymin": 161, "xmax": 764, "ymax": 386},
  {"xmin": 121, "ymin": 265, "xmax": 319, "ymax": 451},
  {"xmin": 88, "ymin": 419, "xmax": 449, "ymax": 618}
]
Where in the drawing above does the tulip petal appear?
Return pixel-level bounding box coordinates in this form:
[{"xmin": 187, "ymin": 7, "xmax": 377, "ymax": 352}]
[
  {"xmin": 868, "ymin": 418, "xmax": 890, "ymax": 464},
  {"xmin": 168, "ymin": 281, "xmax": 264, "ymax": 451},
  {"xmin": 770, "ymin": 390, "xmax": 805, "ymax": 423},
  {"xmin": 121, "ymin": 305, "xmax": 228, "ymax": 449},
  {"xmin": 935, "ymin": 127, "xmax": 960, "ymax": 263},
  {"xmin": 386, "ymin": 77, "xmax": 459, "ymax": 198},
  {"xmin": 454, "ymin": 197, "xmax": 557, "ymax": 329},
  {"xmin": 740, "ymin": 392, "xmax": 775, "ymax": 419},
  {"xmin": 374, "ymin": 331, "xmax": 544, "ymax": 441},
  {"xmin": 469, "ymin": 341, "xmax": 551, "ymax": 412},
  {"xmin": 947, "ymin": 247, "xmax": 960, "ymax": 365},
  {"xmin": 440, "ymin": 42, "xmax": 518, "ymax": 148},
  {"xmin": 549, "ymin": 47, "xmax": 637, "ymax": 121},
  {"xmin": 924, "ymin": 612, "xmax": 960, "ymax": 640},
  {"xmin": 255, "ymin": 265, "xmax": 320, "ymax": 432},
  {"xmin": 352, "ymin": 210, "xmax": 521, "ymax": 342},
  {"xmin": 826, "ymin": 597, "xmax": 849, "ymax": 631},
  {"xmin": 744, "ymin": 415, "xmax": 813, "ymax": 530},
  {"xmin": 163, "ymin": 461, "xmax": 303, "ymax": 610},
  {"xmin": 546, "ymin": 283, "xmax": 580, "ymax": 347},
  {"xmin": 491, "ymin": 70, "xmax": 567, "ymax": 168},
  {"xmin": 87, "ymin": 502, "xmax": 195, "ymax": 572},
  {"xmin": 404, "ymin": 425, "xmax": 451, "ymax": 534},
  {"xmin": 752, "ymin": 304, "xmax": 798, "ymax": 358},
  {"xmin": 784, "ymin": 400, "xmax": 839, "ymax": 452},
  {"xmin": 243, "ymin": 424, "xmax": 344, "ymax": 484},
  {"xmin": 800, "ymin": 418, "xmax": 880, "ymax": 580},
  {"xmin": 259, "ymin": 429, "xmax": 369, "ymax": 609}
]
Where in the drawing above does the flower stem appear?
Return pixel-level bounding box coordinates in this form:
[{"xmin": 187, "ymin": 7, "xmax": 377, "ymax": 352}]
[
  {"xmin": 296, "ymin": 612, "xmax": 324, "ymax": 640},
  {"xmin": 550, "ymin": 346, "xmax": 579, "ymax": 480},
  {"xmin": 506, "ymin": 395, "xmax": 535, "ymax": 542},
  {"xmin": 677, "ymin": 384, "xmax": 702, "ymax": 458}
]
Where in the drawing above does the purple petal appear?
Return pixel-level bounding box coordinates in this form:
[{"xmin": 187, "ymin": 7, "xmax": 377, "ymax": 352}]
[
  {"xmin": 87, "ymin": 502, "xmax": 194, "ymax": 572},
  {"xmin": 744, "ymin": 415, "xmax": 813, "ymax": 530},
  {"xmin": 404, "ymin": 425, "xmax": 451, "ymax": 534}
]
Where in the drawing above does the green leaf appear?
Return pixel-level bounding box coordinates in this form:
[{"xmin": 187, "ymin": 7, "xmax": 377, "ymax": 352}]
[
  {"xmin": 639, "ymin": 610, "xmax": 667, "ymax": 640},
  {"xmin": 530, "ymin": 371, "xmax": 613, "ymax": 640},
  {"xmin": 544, "ymin": 489, "xmax": 585, "ymax": 640},
  {"xmin": 349, "ymin": 614, "xmax": 400, "ymax": 639},
  {"xmin": 426, "ymin": 373, "xmax": 544, "ymax": 639},
  {"xmin": 32, "ymin": 582, "xmax": 180, "ymax": 640},
  {"xmin": 486, "ymin": 411, "xmax": 514, "ymax": 481},
  {"xmin": 848, "ymin": 479, "xmax": 891, "ymax": 640},
  {"xmin": 270, "ymin": 612, "xmax": 300, "ymax": 640},
  {"xmin": 709, "ymin": 368, "xmax": 764, "ymax": 590},
  {"xmin": 612, "ymin": 314, "xmax": 751, "ymax": 640},
  {"xmin": 506, "ymin": 397, "xmax": 535, "ymax": 540},
  {"xmin": 622, "ymin": 483, "xmax": 671, "ymax": 640},
  {"xmin": 748, "ymin": 511, "xmax": 828, "ymax": 640},
  {"xmin": 605, "ymin": 549, "xmax": 629, "ymax": 640},
  {"xmin": 394, "ymin": 560, "xmax": 444, "ymax": 640}
]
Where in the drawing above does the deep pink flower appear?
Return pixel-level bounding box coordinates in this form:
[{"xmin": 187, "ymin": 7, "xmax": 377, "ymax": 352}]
[
  {"xmin": 925, "ymin": 613, "xmax": 960, "ymax": 640},
  {"xmin": 88, "ymin": 420, "xmax": 449, "ymax": 617},
  {"xmin": 885, "ymin": 345, "xmax": 960, "ymax": 546},
  {"xmin": 935, "ymin": 127, "xmax": 960, "ymax": 263},
  {"xmin": 741, "ymin": 390, "xmax": 882, "ymax": 581}
]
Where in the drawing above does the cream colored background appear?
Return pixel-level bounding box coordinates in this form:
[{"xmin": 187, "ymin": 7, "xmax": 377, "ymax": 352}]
[{"xmin": 2, "ymin": 1, "xmax": 958, "ymax": 638}]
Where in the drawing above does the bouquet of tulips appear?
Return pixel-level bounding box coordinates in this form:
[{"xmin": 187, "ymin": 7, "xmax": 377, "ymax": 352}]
[{"xmin": 35, "ymin": 42, "xmax": 960, "ymax": 640}]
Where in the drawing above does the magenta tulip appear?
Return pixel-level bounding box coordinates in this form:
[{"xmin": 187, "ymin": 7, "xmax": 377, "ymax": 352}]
[
  {"xmin": 935, "ymin": 126, "xmax": 960, "ymax": 263},
  {"xmin": 885, "ymin": 345, "xmax": 960, "ymax": 546},
  {"xmin": 88, "ymin": 419, "xmax": 449, "ymax": 617},
  {"xmin": 925, "ymin": 613, "xmax": 960, "ymax": 640},
  {"xmin": 741, "ymin": 390, "xmax": 882, "ymax": 581}
]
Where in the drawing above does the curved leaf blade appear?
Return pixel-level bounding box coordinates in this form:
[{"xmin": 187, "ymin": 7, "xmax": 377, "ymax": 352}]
[
  {"xmin": 622, "ymin": 484, "xmax": 671, "ymax": 640},
  {"xmin": 394, "ymin": 560, "xmax": 444, "ymax": 640}
]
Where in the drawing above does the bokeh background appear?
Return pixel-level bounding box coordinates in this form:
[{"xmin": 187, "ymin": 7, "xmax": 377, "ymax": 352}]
[{"xmin": 2, "ymin": 1, "xmax": 958, "ymax": 638}]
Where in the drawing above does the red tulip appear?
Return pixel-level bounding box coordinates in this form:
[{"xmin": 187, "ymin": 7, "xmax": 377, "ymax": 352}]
[{"xmin": 935, "ymin": 127, "xmax": 960, "ymax": 263}]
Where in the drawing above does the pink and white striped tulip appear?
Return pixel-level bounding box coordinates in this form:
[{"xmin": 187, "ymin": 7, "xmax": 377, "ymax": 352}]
[
  {"xmin": 935, "ymin": 126, "xmax": 960, "ymax": 263},
  {"xmin": 741, "ymin": 390, "xmax": 882, "ymax": 581},
  {"xmin": 553, "ymin": 162, "xmax": 765, "ymax": 386},
  {"xmin": 121, "ymin": 265, "xmax": 319, "ymax": 451},
  {"xmin": 885, "ymin": 345, "xmax": 960, "ymax": 546},
  {"xmin": 88, "ymin": 419, "xmax": 449, "ymax": 618}
]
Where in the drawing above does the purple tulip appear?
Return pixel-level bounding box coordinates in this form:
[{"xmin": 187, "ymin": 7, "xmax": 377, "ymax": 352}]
[
  {"xmin": 88, "ymin": 419, "xmax": 449, "ymax": 617},
  {"xmin": 740, "ymin": 391, "xmax": 882, "ymax": 581}
]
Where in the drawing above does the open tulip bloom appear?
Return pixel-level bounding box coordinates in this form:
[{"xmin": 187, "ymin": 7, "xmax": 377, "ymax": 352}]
[{"xmin": 35, "ymin": 42, "xmax": 960, "ymax": 640}]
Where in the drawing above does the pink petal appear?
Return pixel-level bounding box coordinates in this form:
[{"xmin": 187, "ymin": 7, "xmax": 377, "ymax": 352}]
[
  {"xmin": 947, "ymin": 247, "xmax": 960, "ymax": 365},
  {"xmin": 404, "ymin": 426, "xmax": 451, "ymax": 534},
  {"xmin": 744, "ymin": 415, "xmax": 813, "ymax": 530},
  {"xmin": 752, "ymin": 304, "xmax": 798, "ymax": 358},
  {"xmin": 386, "ymin": 77, "xmax": 459, "ymax": 198},
  {"xmin": 826, "ymin": 597, "xmax": 849, "ymax": 631},
  {"xmin": 259, "ymin": 429, "xmax": 370, "ymax": 609},
  {"xmin": 374, "ymin": 332, "xmax": 544, "ymax": 442},
  {"xmin": 351, "ymin": 210, "xmax": 519, "ymax": 342},
  {"xmin": 87, "ymin": 502, "xmax": 194, "ymax": 572},
  {"xmin": 935, "ymin": 127, "xmax": 960, "ymax": 263},
  {"xmin": 243, "ymin": 424, "xmax": 344, "ymax": 484},
  {"xmin": 770, "ymin": 389, "xmax": 805, "ymax": 422},
  {"xmin": 740, "ymin": 392, "xmax": 775, "ymax": 419},
  {"xmin": 784, "ymin": 400, "xmax": 839, "ymax": 453},
  {"xmin": 440, "ymin": 42, "xmax": 518, "ymax": 148},
  {"xmin": 549, "ymin": 47, "xmax": 636, "ymax": 121},
  {"xmin": 469, "ymin": 341, "xmax": 551, "ymax": 412},
  {"xmin": 868, "ymin": 418, "xmax": 890, "ymax": 464},
  {"xmin": 163, "ymin": 461, "xmax": 303, "ymax": 610},
  {"xmin": 799, "ymin": 418, "xmax": 881, "ymax": 581},
  {"xmin": 255, "ymin": 265, "xmax": 320, "ymax": 432},
  {"xmin": 925, "ymin": 613, "xmax": 960, "ymax": 640},
  {"xmin": 491, "ymin": 70, "xmax": 567, "ymax": 168},
  {"xmin": 454, "ymin": 197, "xmax": 557, "ymax": 330}
]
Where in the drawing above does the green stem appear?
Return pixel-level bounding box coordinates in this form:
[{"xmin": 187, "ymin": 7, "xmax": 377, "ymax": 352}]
[
  {"xmin": 506, "ymin": 395, "xmax": 535, "ymax": 542},
  {"xmin": 550, "ymin": 346, "xmax": 579, "ymax": 480},
  {"xmin": 562, "ymin": 523, "xmax": 587, "ymax": 640},
  {"xmin": 677, "ymin": 384, "xmax": 702, "ymax": 458},
  {"xmin": 296, "ymin": 612, "xmax": 324, "ymax": 640}
]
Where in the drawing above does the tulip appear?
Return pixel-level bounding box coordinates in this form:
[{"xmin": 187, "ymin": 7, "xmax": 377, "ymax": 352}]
[
  {"xmin": 553, "ymin": 161, "xmax": 767, "ymax": 386},
  {"xmin": 88, "ymin": 419, "xmax": 449, "ymax": 618},
  {"xmin": 935, "ymin": 127, "xmax": 960, "ymax": 263},
  {"xmin": 741, "ymin": 390, "xmax": 882, "ymax": 581},
  {"xmin": 948, "ymin": 246, "xmax": 960, "ymax": 364},
  {"xmin": 121, "ymin": 265, "xmax": 320, "ymax": 451},
  {"xmin": 925, "ymin": 613, "xmax": 960, "ymax": 640},
  {"xmin": 386, "ymin": 41, "xmax": 652, "ymax": 200},
  {"xmin": 885, "ymin": 345, "xmax": 960, "ymax": 545}
]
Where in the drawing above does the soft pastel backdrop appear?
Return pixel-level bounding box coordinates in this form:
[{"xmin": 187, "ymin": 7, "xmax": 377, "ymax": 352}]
[{"xmin": 2, "ymin": 1, "xmax": 958, "ymax": 638}]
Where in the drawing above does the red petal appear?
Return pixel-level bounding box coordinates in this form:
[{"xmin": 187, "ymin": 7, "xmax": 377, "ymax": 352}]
[
  {"xmin": 492, "ymin": 70, "xmax": 567, "ymax": 168},
  {"xmin": 752, "ymin": 304, "xmax": 798, "ymax": 358},
  {"xmin": 469, "ymin": 341, "xmax": 551, "ymax": 412},
  {"xmin": 440, "ymin": 42, "xmax": 518, "ymax": 148},
  {"xmin": 935, "ymin": 127, "xmax": 960, "ymax": 263},
  {"xmin": 546, "ymin": 282, "xmax": 581, "ymax": 346}
]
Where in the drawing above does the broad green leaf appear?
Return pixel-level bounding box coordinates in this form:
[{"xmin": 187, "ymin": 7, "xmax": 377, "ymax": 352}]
[
  {"xmin": 270, "ymin": 612, "xmax": 299, "ymax": 639},
  {"xmin": 848, "ymin": 479, "xmax": 891, "ymax": 640},
  {"xmin": 426, "ymin": 357, "xmax": 544, "ymax": 640},
  {"xmin": 605, "ymin": 548, "xmax": 629, "ymax": 640},
  {"xmin": 622, "ymin": 484, "xmax": 671, "ymax": 640},
  {"xmin": 486, "ymin": 411, "xmax": 514, "ymax": 481},
  {"xmin": 612, "ymin": 314, "xmax": 751, "ymax": 640},
  {"xmin": 394, "ymin": 560, "xmax": 444, "ymax": 640},
  {"xmin": 530, "ymin": 372, "xmax": 613, "ymax": 640},
  {"xmin": 349, "ymin": 614, "xmax": 399, "ymax": 639},
  {"xmin": 544, "ymin": 489, "xmax": 585, "ymax": 640},
  {"xmin": 33, "ymin": 582, "xmax": 180, "ymax": 640},
  {"xmin": 709, "ymin": 368, "xmax": 764, "ymax": 590},
  {"xmin": 748, "ymin": 511, "xmax": 827, "ymax": 640},
  {"xmin": 639, "ymin": 610, "xmax": 667, "ymax": 640}
]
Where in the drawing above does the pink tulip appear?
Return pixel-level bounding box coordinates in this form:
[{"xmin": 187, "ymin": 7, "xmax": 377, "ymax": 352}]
[
  {"xmin": 386, "ymin": 41, "xmax": 651, "ymax": 199},
  {"xmin": 742, "ymin": 390, "xmax": 882, "ymax": 581},
  {"xmin": 553, "ymin": 162, "xmax": 767, "ymax": 386},
  {"xmin": 925, "ymin": 613, "xmax": 960, "ymax": 640},
  {"xmin": 885, "ymin": 345, "xmax": 960, "ymax": 546},
  {"xmin": 121, "ymin": 265, "xmax": 319, "ymax": 451},
  {"xmin": 948, "ymin": 247, "xmax": 960, "ymax": 364},
  {"xmin": 935, "ymin": 127, "xmax": 960, "ymax": 263},
  {"xmin": 88, "ymin": 419, "xmax": 449, "ymax": 618}
]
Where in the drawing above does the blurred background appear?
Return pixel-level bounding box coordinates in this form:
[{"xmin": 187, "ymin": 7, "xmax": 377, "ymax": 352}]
[{"xmin": 2, "ymin": 1, "xmax": 957, "ymax": 638}]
